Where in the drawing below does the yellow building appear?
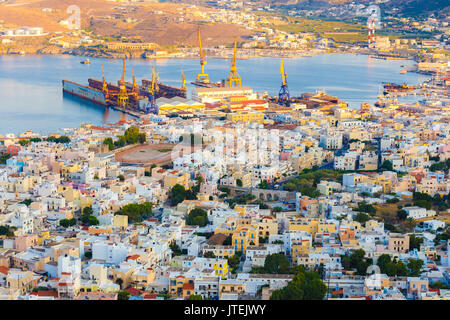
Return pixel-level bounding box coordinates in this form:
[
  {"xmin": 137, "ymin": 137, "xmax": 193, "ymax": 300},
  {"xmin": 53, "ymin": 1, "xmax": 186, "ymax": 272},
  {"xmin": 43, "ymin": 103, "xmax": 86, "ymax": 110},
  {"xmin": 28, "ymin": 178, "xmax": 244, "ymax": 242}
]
[
  {"xmin": 113, "ymin": 215, "xmax": 128, "ymax": 228},
  {"xmin": 156, "ymin": 97, "xmax": 205, "ymax": 115},
  {"xmin": 291, "ymin": 240, "xmax": 311, "ymax": 261},
  {"xmin": 256, "ymin": 216, "xmax": 278, "ymax": 238},
  {"xmin": 164, "ymin": 171, "xmax": 190, "ymax": 189},
  {"xmin": 288, "ymin": 218, "xmax": 335, "ymax": 236},
  {"xmin": 169, "ymin": 275, "xmax": 195, "ymax": 298},
  {"xmin": 227, "ymin": 111, "xmax": 264, "ymax": 123},
  {"xmin": 232, "ymin": 225, "xmax": 259, "ymax": 253},
  {"xmin": 219, "ymin": 279, "xmax": 246, "ymax": 298}
]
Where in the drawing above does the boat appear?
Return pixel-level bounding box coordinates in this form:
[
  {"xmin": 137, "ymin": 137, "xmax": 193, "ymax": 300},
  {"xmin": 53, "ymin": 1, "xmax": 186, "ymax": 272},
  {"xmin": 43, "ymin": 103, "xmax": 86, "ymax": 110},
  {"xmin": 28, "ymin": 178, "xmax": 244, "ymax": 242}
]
[
  {"xmin": 80, "ymin": 59, "xmax": 91, "ymax": 65},
  {"xmin": 62, "ymin": 79, "xmax": 107, "ymax": 105},
  {"xmin": 383, "ymin": 83, "xmax": 416, "ymax": 95},
  {"xmin": 191, "ymin": 80, "xmax": 224, "ymax": 88},
  {"xmin": 400, "ymin": 69, "xmax": 407, "ymax": 74}
]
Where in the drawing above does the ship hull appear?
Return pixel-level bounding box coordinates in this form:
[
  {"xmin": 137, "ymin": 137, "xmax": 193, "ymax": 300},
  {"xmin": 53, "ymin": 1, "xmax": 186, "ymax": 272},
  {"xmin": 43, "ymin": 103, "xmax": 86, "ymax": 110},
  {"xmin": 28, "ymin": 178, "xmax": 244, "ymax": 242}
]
[{"xmin": 62, "ymin": 80, "xmax": 108, "ymax": 106}]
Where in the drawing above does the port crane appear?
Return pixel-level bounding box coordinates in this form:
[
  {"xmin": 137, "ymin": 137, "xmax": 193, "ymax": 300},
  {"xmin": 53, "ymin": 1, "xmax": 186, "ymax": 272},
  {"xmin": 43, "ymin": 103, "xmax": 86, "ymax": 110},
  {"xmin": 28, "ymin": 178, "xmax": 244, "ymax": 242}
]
[
  {"xmin": 101, "ymin": 65, "xmax": 109, "ymax": 102},
  {"xmin": 146, "ymin": 66, "xmax": 158, "ymax": 114},
  {"xmin": 117, "ymin": 59, "xmax": 129, "ymax": 107},
  {"xmin": 278, "ymin": 59, "xmax": 290, "ymax": 106},
  {"xmin": 226, "ymin": 36, "xmax": 242, "ymax": 87},
  {"xmin": 181, "ymin": 64, "xmax": 186, "ymax": 90},
  {"xmin": 196, "ymin": 27, "xmax": 210, "ymax": 84},
  {"xmin": 130, "ymin": 63, "xmax": 139, "ymax": 101}
]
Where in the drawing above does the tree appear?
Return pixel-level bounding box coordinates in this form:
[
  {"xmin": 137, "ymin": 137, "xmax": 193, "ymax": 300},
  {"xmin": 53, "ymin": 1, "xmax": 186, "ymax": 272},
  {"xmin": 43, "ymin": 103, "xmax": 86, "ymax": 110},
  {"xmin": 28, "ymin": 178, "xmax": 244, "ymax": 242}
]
[
  {"xmin": 116, "ymin": 202, "xmax": 153, "ymax": 222},
  {"xmin": 60, "ymin": 218, "xmax": 77, "ymax": 228},
  {"xmin": 117, "ymin": 290, "xmax": 129, "ymax": 300},
  {"xmin": 103, "ymin": 137, "xmax": 114, "ymax": 150},
  {"xmin": 18, "ymin": 140, "xmax": 30, "ymax": 146},
  {"xmin": 409, "ymin": 235, "xmax": 424, "ymax": 251},
  {"xmin": 357, "ymin": 202, "xmax": 376, "ymax": 215},
  {"xmin": 236, "ymin": 179, "xmax": 243, "ymax": 187},
  {"xmin": 407, "ymin": 259, "xmax": 423, "ymax": 277},
  {"xmin": 414, "ymin": 199, "xmax": 432, "ymax": 210},
  {"xmin": 380, "ymin": 160, "xmax": 393, "ymax": 171},
  {"xmin": 397, "ymin": 209, "xmax": 407, "ymax": 220},
  {"xmin": 186, "ymin": 208, "xmax": 208, "ymax": 227},
  {"xmin": 227, "ymin": 254, "xmax": 240, "ymax": 268},
  {"xmin": 270, "ymin": 267, "xmax": 326, "ymax": 300},
  {"xmin": 203, "ymin": 251, "xmax": 216, "ymax": 258},
  {"xmin": 354, "ymin": 212, "xmax": 370, "ymax": 224},
  {"xmin": 264, "ymin": 253, "xmax": 290, "ymax": 274},
  {"xmin": 341, "ymin": 249, "xmax": 371, "ymax": 275},
  {"xmin": 88, "ymin": 215, "xmax": 99, "ymax": 226},
  {"xmin": 83, "ymin": 207, "xmax": 93, "ymax": 216},
  {"xmin": 188, "ymin": 294, "xmax": 203, "ymax": 300},
  {"xmin": 273, "ymin": 207, "xmax": 283, "ymax": 213},
  {"xmin": 170, "ymin": 184, "xmax": 186, "ymax": 206},
  {"xmin": 118, "ymin": 174, "xmax": 125, "ymax": 182},
  {"xmin": 258, "ymin": 180, "xmax": 269, "ymax": 189},
  {"xmin": 21, "ymin": 199, "xmax": 32, "ymax": 207}
]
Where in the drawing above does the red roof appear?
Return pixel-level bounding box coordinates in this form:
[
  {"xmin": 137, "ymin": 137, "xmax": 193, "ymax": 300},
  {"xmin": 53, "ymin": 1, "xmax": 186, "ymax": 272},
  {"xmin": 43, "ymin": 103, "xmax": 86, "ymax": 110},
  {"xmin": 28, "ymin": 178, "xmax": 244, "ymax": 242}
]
[
  {"xmin": 0, "ymin": 266, "xmax": 9, "ymax": 275},
  {"xmin": 126, "ymin": 287, "xmax": 142, "ymax": 296},
  {"xmin": 183, "ymin": 283, "xmax": 194, "ymax": 290},
  {"xmin": 31, "ymin": 290, "xmax": 59, "ymax": 298}
]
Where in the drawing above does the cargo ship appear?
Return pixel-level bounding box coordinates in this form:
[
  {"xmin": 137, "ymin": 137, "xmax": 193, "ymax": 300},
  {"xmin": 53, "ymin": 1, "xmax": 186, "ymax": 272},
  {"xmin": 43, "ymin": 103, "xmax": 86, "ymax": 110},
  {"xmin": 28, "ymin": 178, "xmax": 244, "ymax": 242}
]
[
  {"xmin": 62, "ymin": 80, "xmax": 108, "ymax": 106},
  {"xmin": 383, "ymin": 83, "xmax": 416, "ymax": 95},
  {"xmin": 191, "ymin": 80, "xmax": 224, "ymax": 88},
  {"xmin": 80, "ymin": 59, "xmax": 91, "ymax": 65}
]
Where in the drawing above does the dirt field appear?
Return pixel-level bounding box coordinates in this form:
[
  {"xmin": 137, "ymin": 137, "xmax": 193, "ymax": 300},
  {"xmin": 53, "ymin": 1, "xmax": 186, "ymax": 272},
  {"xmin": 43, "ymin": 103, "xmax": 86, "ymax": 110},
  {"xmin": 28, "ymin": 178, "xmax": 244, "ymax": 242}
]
[{"xmin": 115, "ymin": 143, "xmax": 175, "ymax": 164}]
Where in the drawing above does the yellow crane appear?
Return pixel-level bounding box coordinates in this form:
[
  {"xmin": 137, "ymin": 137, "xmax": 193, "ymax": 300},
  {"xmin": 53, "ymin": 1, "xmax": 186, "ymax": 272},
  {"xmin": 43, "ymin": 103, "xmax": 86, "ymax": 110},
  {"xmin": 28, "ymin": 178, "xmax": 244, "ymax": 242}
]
[
  {"xmin": 181, "ymin": 64, "xmax": 186, "ymax": 90},
  {"xmin": 150, "ymin": 66, "xmax": 156, "ymax": 95},
  {"xmin": 117, "ymin": 58, "xmax": 129, "ymax": 107},
  {"xmin": 278, "ymin": 58, "xmax": 290, "ymax": 106},
  {"xmin": 130, "ymin": 63, "xmax": 139, "ymax": 100},
  {"xmin": 196, "ymin": 27, "xmax": 210, "ymax": 83},
  {"xmin": 101, "ymin": 65, "xmax": 109, "ymax": 100},
  {"xmin": 226, "ymin": 36, "xmax": 241, "ymax": 87},
  {"xmin": 146, "ymin": 65, "xmax": 158, "ymax": 114}
]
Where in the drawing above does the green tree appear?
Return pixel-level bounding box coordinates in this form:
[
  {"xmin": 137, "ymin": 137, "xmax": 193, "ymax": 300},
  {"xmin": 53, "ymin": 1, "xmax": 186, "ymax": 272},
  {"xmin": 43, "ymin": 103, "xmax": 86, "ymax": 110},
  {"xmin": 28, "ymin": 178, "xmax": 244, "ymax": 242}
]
[
  {"xmin": 397, "ymin": 209, "xmax": 408, "ymax": 220},
  {"xmin": 409, "ymin": 235, "xmax": 424, "ymax": 251},
  {"xmin": 170, "ymin": 184, "xmax": 186, "ymax": 206},
  {"xmin": 118, "ymin": 174, "xmax": 125, "ymax": 182},
  {"xmin": 354, "ymin": 212, "xmax": 370, "ymax": 224},
  {"xmin": 380, "ymin": 160, "xmax": 393, "ymax": 171},
  {"xmin": 264, "ymin": 253, "xmax": 290, "ymax": 274},
  {"xmin": 407, "ymin": 259, "xmax": 423, "ymax": 277},
  {"xmin": 258, "ymin": 180, "xmax": 269, "ymax": 189},
  {"xmin": 18, "ymin": 140, "xmax": 30, "ymax": 146},
  {"xmin": 82, "ymin": 207, "xmax": 93, "ymax": 215},
  {"xmin": 60, "ymin": 218, "xmax": 77, "ymax": 228},
  {"xmin": 203, "ymin": 251, "xmax": 216, "ymax": 258},
  {"xmin": 188, "ymin": 294, "xmax": 203, "ymax": 300},
  {"xmin": 270, "ymin": 268, "xmax": 326, "ymax": 300},
  {"xmin": 227, "ymin": 254, "xmax": 241, "ymax": 268},
  {"xmin": 236, "ymin": 179, "xmax": 243, "ymax": 187},
  {"xmin": 117, "ymin": 290, "xmax": 130, "ymax": 300},
  {"xmin": 186, "ymin": 208, "xmax": 208, "ymax": 227},
  {"xmin": 116, "ymin": 202, "xmax": 153, "ymax": 222}
]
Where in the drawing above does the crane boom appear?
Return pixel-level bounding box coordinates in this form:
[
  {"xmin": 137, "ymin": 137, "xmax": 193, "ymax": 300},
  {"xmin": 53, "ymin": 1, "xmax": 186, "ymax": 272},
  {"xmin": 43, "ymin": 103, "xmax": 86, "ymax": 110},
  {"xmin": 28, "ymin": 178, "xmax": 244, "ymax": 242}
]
[
  {"xmin": 181, "ymin": 64, "xmax": 186, "ymax": 90},
  {"xmin": 278, "ymin": 58, "xmax": 290, "ymax": 106},
  {"xmin": 195, "ymin": 27, "xmax": 210, "ymax": 83},
  {"xmin": 117, "ymin": 58, "xmax": 129, "ymax": 107},
  {"xmin": 280, "ymin": 58, "xmax": 286, "ymax": 86},
  {"xmin": 226, "ymin": 36, "xmax": 241, "ymax": 87}
]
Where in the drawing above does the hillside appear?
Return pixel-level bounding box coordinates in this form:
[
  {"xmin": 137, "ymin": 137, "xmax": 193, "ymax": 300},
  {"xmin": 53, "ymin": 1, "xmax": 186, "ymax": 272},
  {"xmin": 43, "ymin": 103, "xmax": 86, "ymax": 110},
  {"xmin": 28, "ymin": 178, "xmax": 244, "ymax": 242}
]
[{"xmin": 0, "ymin": 0, "xmax": 251, "ymax": 46}]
